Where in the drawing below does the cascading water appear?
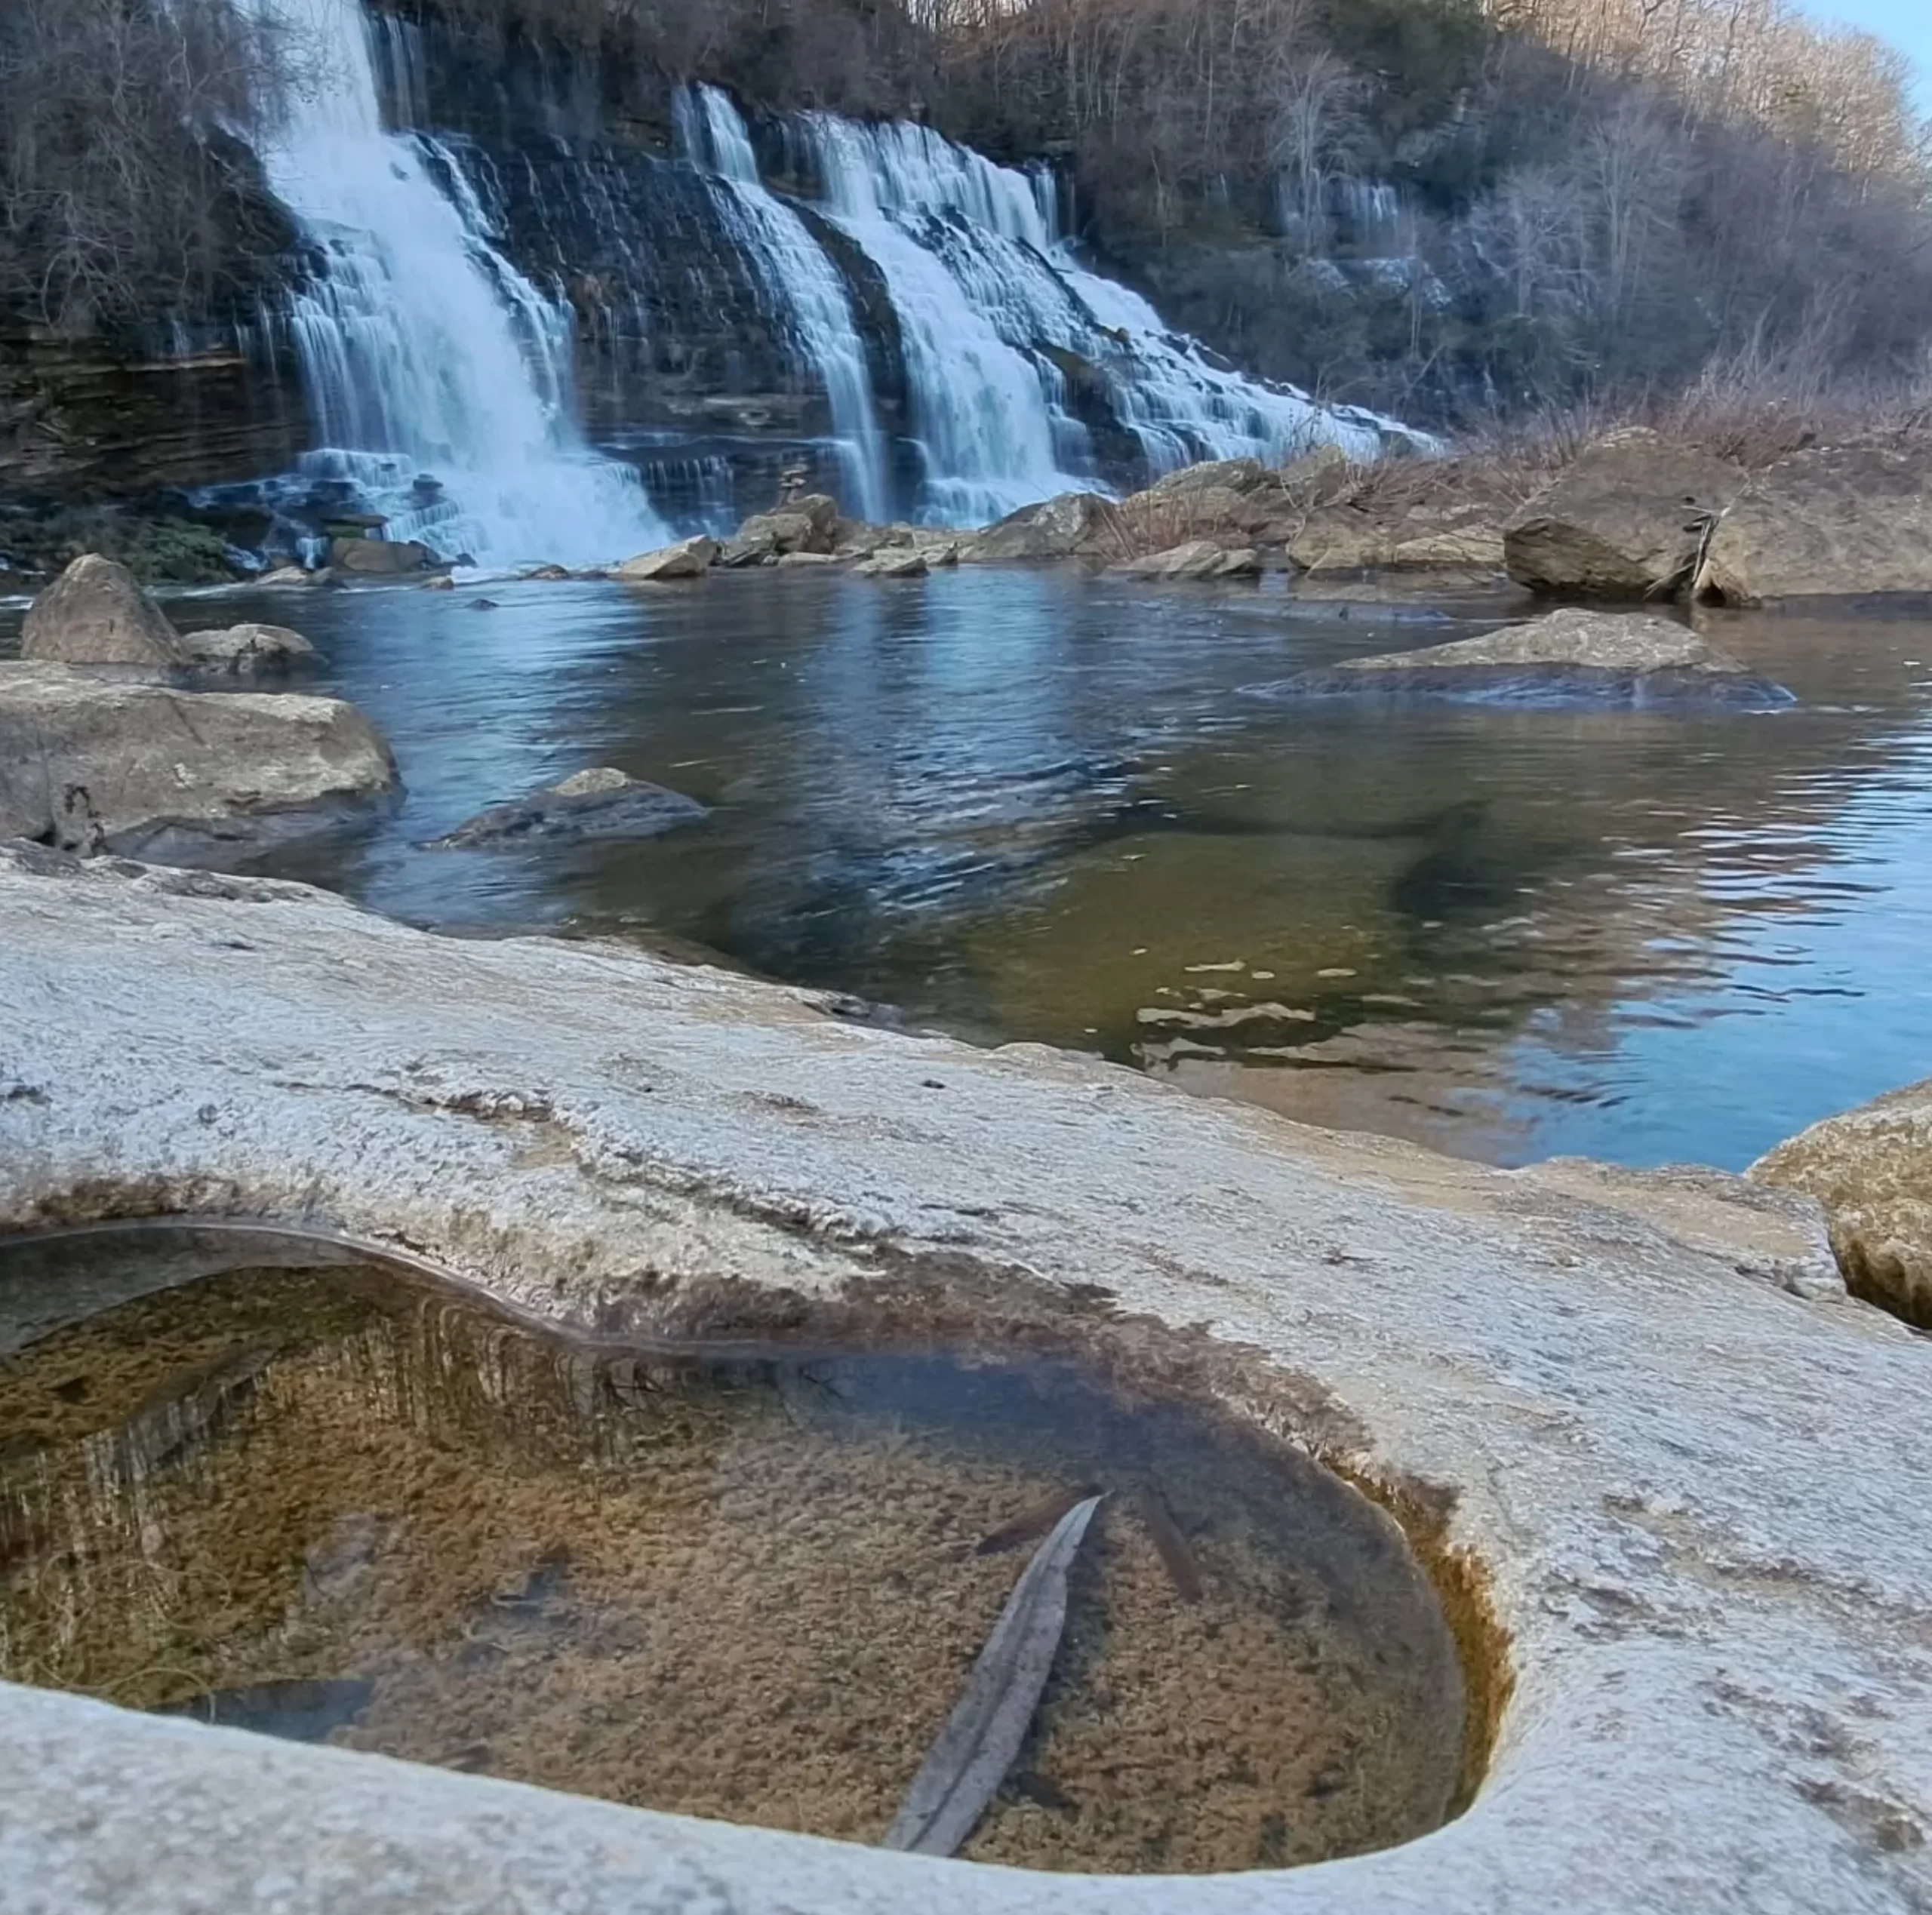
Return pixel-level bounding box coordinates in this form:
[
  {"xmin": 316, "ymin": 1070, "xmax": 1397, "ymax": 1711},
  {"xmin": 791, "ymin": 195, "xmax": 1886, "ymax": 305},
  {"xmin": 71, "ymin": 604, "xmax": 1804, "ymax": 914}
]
[
  {"xmin": 676, "ymin": 88, "xmax": 889, "ymax": 525},
  {"xmin": 791, "ymin": 115, "xmax": 1403, "ymax": 517},
  {"xmin": 238, "ymin": 0, "xmax": 664, "ymax": 567}
]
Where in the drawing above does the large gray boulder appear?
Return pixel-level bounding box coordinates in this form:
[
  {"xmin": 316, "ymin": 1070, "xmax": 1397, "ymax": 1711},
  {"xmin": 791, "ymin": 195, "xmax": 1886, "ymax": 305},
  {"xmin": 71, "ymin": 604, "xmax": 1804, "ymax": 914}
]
[
  {"xmin": 616, "ymin": 536, "xmax": 718, "ymax": 582},
  {"xmin": 329, "ymin": 537, "xmax": 435, "ymax": 576},
  {"xmin": 961, "ymin": 491, "xmax": 1115, "ymax": 563},
  {"xmin": 1111, "ymin": 539, "xmax": 1261, "ymax": 579},
  {"xmin": 0, "ymin": 662, "xmax": 398, "ymax": 860},
  {"xmin": 1273, "ymin": 607, "xmax": 1795, "ymax": 707},
  {"xmin": 431, "ymin": 766, "xmax": 706, "ymax": 849},
  {"xmin": 1506, "ymin": 432, "xmax": 1746, "ymax": 598},
  {"xmin": 174, "ymin": 623, "xmax": 324, "ymax": 678},
  {"xmin": 1697, "ymin": 444, "xmax": 1932, "ymax": 604},
  {"xmin": 20, "ymin": 555, "xmax": 187, "ymax": 669},
  {"xmin": 1753, "ymin": 1077, "xmax": 1932, "ymax": 1327}
]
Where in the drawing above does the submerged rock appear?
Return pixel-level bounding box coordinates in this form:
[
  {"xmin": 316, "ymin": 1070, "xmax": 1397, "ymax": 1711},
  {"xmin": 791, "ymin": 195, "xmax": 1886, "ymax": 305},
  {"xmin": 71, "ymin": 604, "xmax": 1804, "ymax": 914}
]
[
  {"xmin": 0, "ymin": 662, "xmax": 398, "ymax": 859},
  {"xmin": 431, "ymin": 766, "xmax": 707, "ymax": 849},
  {"xmin": 174, "ymin": 624, "xmax": 325, "ymax": 678},
  {"xmin": 1272, "ymin": 607, "xmax": 1795, "ymax": 707},
  {"xmin": 1754, "ymin": 1077, "xmax": 1932, "ymax": 1328},
  {"xmin": 20, "ymin": 555, "xmax": 187, "ymax": 669},
  {"xmin": 616, "ymin": 536, "xmax": 719, "ymax": 582},
  {"xmin": 1505, "ymin": 431, "xmax": 1744, "ymax": 598},
  {"xmin": 1697, "ymin": 444, "xmax": 1932, "ymax": 604}
]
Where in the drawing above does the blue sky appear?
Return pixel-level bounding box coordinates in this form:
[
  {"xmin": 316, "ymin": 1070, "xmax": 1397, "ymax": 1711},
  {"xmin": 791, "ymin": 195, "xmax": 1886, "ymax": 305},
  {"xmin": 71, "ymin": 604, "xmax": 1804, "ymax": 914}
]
[{"xmin": 1801, "ymin": 1, "xmax": 1932, "ymax": 112}]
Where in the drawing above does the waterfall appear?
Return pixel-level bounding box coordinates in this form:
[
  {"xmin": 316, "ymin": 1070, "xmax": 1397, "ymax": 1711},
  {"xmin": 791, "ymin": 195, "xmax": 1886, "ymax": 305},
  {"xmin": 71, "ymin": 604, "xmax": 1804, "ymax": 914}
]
[
  {"xmin": 238, "ymin": 0, "xmax": 664, "ymax": 568},
  {"xmin": 791, "ymin": 115, "xmax": 1401, "ymax": 519},
  {"xmin": 676, "ymin": 88, "xmax": 889, "ymax": 524}
]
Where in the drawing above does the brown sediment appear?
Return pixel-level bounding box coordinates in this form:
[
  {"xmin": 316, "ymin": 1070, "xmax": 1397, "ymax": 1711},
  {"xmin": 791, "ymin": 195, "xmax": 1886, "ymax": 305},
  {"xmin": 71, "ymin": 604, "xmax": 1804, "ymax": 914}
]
[
  {"xmin": 976, "ymin": 1485, "xmax": 1100, "ymax": 1556},
  {"xmin": 1136, "ymin": 1489, "xmax": 1204, "ymax": 1603},
  {"xmin": 0, "ymin": 1240, "xmax": 1475, "ymax": 1874}
]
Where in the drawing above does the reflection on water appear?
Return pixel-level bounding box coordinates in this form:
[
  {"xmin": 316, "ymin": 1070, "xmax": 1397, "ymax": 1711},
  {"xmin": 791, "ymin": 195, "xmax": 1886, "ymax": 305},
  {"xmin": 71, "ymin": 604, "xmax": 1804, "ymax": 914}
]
[
  {"xmin": 0, "ymin": 1229, "xmax": 1466, "ymax": 1873},
  {"xmin": 5, "ymin": 570, "xmax": 1930, "ymax": 1167}
]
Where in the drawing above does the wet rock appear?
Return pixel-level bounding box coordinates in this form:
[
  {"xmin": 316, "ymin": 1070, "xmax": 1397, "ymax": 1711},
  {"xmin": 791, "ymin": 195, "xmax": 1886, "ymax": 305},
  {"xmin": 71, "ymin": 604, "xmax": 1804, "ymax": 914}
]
[
  {"xmin": 431, "ymin": 766, "xmax": 707, "ymax": 849},
  {"xmin": 1112, "ymin": 540, "xmax": 1260, "ymax": 580},
  {"xmin": 0, "ymin": 662, "xmax": 399, "ymax": 859},
  {"xmin": 20, "ymin": 555, "xmax": 186, "ymax": 669},
  {"xmin": 1753, "ymin": 1077, "xmax": 1932, "ymax": 1328},
  {"xmin": 961, "ymin": 491, "xmax": 1115, "ymax": 563},
  {"xmin": 616, "ymin": 536, "xmax": 719, "ymax": 582},
  {"xmin": 174, "ymin": 624, "xmax": 324, "ymax": 678},
  {"xmin": 521, "ymin": 564, "xmax": 573, "ymax": 582},
  {"xmin": 1697, "ymin": 444, "xmax": 1932, "ymax": 604},
  {"xmin": 1505, "ymin": 432, "xmax": 1745, "ymax": 598},
  {"xmin": 255, "ymin": 565, "xmax": 332, "ymax": 589},
  {"xmin": 731, "ymin": 495, "xmax": 841, "ymax": 563},
  {"xmin": 1272, "ymin": 607, "xmax": 1795, "ymax": 707},
  {"xmin": 421, "ymin": 575, "xmax": 456, "ymax": 592},
  {"xmin": 776, "ymin": 552, "xmax": 838, "ymax": 568},
  {"xmin": 854, "ymin": 549, "xmax": 929, "ymax": 579},
  {"xmin": 329, "ymin": 537, "xmax": 435, "ymax": 577}
]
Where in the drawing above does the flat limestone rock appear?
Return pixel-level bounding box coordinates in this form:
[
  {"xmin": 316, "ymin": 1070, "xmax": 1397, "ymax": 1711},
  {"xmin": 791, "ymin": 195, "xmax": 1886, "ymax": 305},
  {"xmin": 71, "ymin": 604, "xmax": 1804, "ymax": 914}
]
[
  {"xmin": 1112, "ymin": 540, "xmax": 1261, "ymax": 579},
  {"xmin": 1753, "ymin": 1076, "xmax": 1932, "ymax": 1327},
  {"xmin": 1506, "ymin": 431, "xmax": 1745, "ymax": 598},
  {"xmin": 616, "ymin": 536, "xmax": 718, "ymax": 582},
  {"xmin": 0, "ymin": 845, "xmax": 1927, "ymax": 1915},
  {"xmin": 854, "ymin": 550, "xmax": 929, "ymax": 579},
  {"xmin": 431, "ymin": 765, "xmax": 707, "ymax": 848},
  {"xmin": 20, "ymin": 554, "xmax": 187, "ymax": 669},
  {"xmin": 1697, "ymin": 444, "xmax": 1932, "ymax": 604},
  {"xmin": 0, "ymin": 662, "xmax": 398, "ymax": 859},
  {"xmin": 330, "ymin": 537, "xmax": 435, "ymax": 576},
  {"xmin": 1287, "ymin": 509, "xmax": 1506, "ymax": 574},
  {"xmin": 175, "ymin": 622, "xmax": 325, "ymax": 677},
  {"xmin": 1273, "ymin": 607, "xmax": 1795, "ymax": 707}
]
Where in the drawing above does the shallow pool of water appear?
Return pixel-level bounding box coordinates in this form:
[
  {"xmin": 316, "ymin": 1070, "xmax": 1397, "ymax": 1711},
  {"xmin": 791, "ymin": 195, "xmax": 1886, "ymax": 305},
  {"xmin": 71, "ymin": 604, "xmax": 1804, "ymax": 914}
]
[
  {"xmin": 5, "ymin": 567, "xmax": 1930, "ymax": 1167},
  {"xmin": 0, "ymin": 1227, "xmax": 1467, "ymax": 1874}
]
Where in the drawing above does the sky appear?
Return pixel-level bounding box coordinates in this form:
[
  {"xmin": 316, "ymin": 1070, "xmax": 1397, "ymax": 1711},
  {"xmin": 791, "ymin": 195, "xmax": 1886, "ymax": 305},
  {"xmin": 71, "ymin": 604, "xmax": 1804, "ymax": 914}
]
[{"xmin": 1801, "ymin": 0, "xmax": 1932, "ymax": 113}]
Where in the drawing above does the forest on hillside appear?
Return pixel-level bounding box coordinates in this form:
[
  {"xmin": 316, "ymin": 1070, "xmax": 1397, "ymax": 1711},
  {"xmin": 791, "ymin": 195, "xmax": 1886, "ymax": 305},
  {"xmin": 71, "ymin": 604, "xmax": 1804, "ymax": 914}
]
[{"xmin": 4, "ymin": 0, "xmax": 1929, "ymax": 427}]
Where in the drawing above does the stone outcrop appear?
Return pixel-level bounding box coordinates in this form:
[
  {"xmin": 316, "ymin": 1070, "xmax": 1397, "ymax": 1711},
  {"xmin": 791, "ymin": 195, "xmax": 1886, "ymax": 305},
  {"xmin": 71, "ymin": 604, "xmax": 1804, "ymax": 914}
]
[
  {"xmin": 1, "ymin": 845, "xmax": 1928, "ymax": 1914},
  {"xmin": 174, "ymin": 623, "xmax": 324, "ymax": 677},
  {"xmin": 329, "ymin": 537, "xmax": 436, "ymax": 577},
  {"xmin": 430, "ymin": 766, "xmax": 706, "ymax": 847},
  {"xmin": 1274, "ymin": 607, "xmax": 1795, "ymax": 707},
  {"xmin": 1753, "ymin": 1077, "xmax": 1932, "ymax": 1328},
  {"xmin": 1506, "ymin": 432, "xmax": 1746, "ymax": 598},
  {"xmin": 20, "ymin": 555, "xmax": 187, "ymax": 669},
  {"xmin": 1697, "ymin": 445, "xmax": 1932, "ymax": 604},
  {"xmin": 723, "ymin": 495, "xmax": 842, "ymax": 567},
  {"xmin": 1289, "ymin": 512, "xmax": 1506, "ymax": 574},
  {"xmin": 961, "ymin": 492, "xmax": 1115, "ymax": 563},
  {"xmin": 0, "ymin": 664, "xmax": 398, "ymax": 860},
  {"xmin": 1112, "ymin": 539, "xmax": 1261, "ymax": 579},
  {"xmin": 854, "ymin": 549, "xmax": 930, "ymax": 579},
  {"xmin": 616, "ymin": 536, "xmax": 720, "ymax": 582}
]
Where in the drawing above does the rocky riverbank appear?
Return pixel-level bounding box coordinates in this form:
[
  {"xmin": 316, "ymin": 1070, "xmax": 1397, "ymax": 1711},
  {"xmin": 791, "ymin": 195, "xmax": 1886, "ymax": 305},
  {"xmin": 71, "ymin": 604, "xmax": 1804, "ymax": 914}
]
[{"xmin": 0, "ymin": 841, "xmax": 1927, "ymax": 1913}]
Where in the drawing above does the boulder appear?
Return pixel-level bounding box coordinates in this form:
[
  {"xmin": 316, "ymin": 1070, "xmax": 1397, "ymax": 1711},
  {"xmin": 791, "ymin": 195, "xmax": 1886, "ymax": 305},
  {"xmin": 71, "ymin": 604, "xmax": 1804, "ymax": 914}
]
[
  {"xmin": 20, "ymin": 555, "xmax": 186, "ymax": 669},
  {"xmin": 520, "ymin": 564, "xmax": 573, "ymax": 582},
  {"xmin": 1112, "ymin": 540, "xmax": 1261, "ymax": 579},
  {"xmin": 255, "ymin": 566, "xmax": 332, "ymax": 589},
  {"xmin": 329, "ymin": 537, "xmax": 435, "ymax": 576},
  {"xmin": 776, "ymin": 552, "xmax": 838, "ymax": 568},
  {"xmin": 174, "ymin": 623, "xmax": 324, "ymax": 678},
  {"xmin": 431, "ymin": 766, "xmax": 707, "ymax": 849},
  {"xmin": 1753, "ymin": 1077, "xmax": 1932, "ymax": 1328},
  {"xmin": 854, "ymin": 549, "xmax": 929, "ymax": 579},
  {"xmin": 731, "ymin": 495, "xmax": 840, "ymax": 561},
  {"xmin": 1697, "ymin": 444, "xmax": 1932, "ymax": 604},
  {"xmin": 0, "ymin": 662, "xmax": 398, "ymax": 859},
  {"xmin": 1272, "ymin": 607, "xmax": 1795, "ymax": 707},
  {"xmin": 717, "ymin": 533, "xmax": 780, "ymax": 569},
  {"xmin": 1505, "ymin": 431, "xmax": 1745, "ymax": 598},
  {"xmin": 961, "ymin": 491, "xmax": 1115, "ymax": 563},
  {"xmin": 1288, "ymin": 509, "xmax": 1506, "ymax": 574},
  {"xmin": 616, "ymin": 536, "xmax": 719, "ymax": 583}
]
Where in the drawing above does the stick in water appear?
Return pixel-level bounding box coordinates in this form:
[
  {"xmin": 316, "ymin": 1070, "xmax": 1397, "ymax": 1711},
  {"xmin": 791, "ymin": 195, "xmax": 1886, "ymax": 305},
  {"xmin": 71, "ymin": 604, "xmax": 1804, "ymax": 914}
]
[{"xmin": 884, "ymin": 1492, "xmax": 1104, "ymax": 1857}]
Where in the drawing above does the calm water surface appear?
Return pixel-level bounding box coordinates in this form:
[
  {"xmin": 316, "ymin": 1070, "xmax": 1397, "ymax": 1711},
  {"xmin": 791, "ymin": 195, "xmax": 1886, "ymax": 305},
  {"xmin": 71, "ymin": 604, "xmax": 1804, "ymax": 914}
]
[{"xmin": 6, "ymin": 568, "xmax": 1930, "ymax": 1167}]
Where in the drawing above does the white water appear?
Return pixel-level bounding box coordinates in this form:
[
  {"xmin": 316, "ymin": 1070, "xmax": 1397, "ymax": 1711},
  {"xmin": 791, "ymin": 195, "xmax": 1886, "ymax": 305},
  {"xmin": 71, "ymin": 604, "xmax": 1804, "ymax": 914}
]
[
  {"xmin": 792, "ymin": 115, "xmax": 1402, "ymax": 522},
  {"xmin": 239, "ymin": 0, "xmax": 663, "ymax": 567},
  {"xmin": 677, "ymin": 88, "xmax": 888, "ymax": 524}
]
